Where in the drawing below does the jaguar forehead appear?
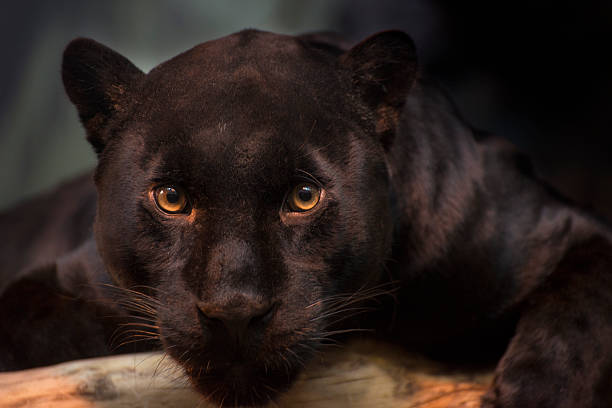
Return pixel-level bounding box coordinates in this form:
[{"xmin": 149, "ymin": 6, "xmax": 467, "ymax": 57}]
[
  {"xmin": 146, "ymin": 30, "xmax": 314, "ymax": 85},
  {"xmin": 136, "ymin": 32, "xmax": 348, "ymax": 131}
]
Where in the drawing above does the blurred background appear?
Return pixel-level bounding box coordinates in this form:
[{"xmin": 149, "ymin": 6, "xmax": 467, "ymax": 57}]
[{"xmin": 2, "ymin": 0, "xmax": 612, "ymax": 220}]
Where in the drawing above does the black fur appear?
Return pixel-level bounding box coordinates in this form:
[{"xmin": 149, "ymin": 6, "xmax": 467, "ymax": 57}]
[{"xmin": 2, "ymin": 29, "xmax": 612, "ymax": 408}]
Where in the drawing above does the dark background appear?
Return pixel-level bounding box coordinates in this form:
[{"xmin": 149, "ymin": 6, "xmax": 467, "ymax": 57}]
[{"xmin": 2, "ymin": 1, "xmax": 611, "ymax": 220}]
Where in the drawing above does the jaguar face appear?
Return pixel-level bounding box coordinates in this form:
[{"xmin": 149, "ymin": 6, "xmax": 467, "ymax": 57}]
[{"xmin": 62, "ymin": 29, "xmax": 416, "ymax": 405}]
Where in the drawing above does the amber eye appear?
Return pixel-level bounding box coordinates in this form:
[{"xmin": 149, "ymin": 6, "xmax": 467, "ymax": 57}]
[
  {"xmin": 287, "ymin": 182, "xmax": 321, "ymax": 212},
  {"xmin": 153, "ymin": 185, "xmax": 188, "ymax": 214}
]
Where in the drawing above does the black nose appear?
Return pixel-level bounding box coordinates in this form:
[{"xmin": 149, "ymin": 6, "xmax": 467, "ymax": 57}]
[{"xmin": 196, "ymin": 298, "xmax": 276, "ymax": 344}]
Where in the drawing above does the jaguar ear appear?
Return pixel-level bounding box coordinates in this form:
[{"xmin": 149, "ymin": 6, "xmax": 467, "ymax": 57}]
[
  {"xmin": 62, "ymin": 38, "xmax": 144, "ymax": 154},
  {"xmin": 340, "ymin": 31, "xmax": 418, "ymax": 145}
]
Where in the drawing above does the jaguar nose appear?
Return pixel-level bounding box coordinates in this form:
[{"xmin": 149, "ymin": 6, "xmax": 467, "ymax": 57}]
[{"xmin": 196, "ymin": 299, "xmax": 276, "ymax": 343}]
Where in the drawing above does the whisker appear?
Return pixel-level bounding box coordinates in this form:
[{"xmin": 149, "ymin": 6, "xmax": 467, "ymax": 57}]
[
  {"xmin": 116, "ymin": 329, "xmax": 160, "ymax": 337},
  {"xmin": 284, "ymin": 347, "xmax": 306, "ymax": 368},
  {"xmin": 118, "ymin": 322, "xmax": 160, "ymax": 330},
  {"xmin": 130, "ymin": 284, "xmax": 162, "ymax": 294},
  {"xmin": 308, "ymin": 280, "xmax": 399, "ymax": 311},
  {"xmin": 101, "ymin": 283, "xmax": 161, "ymax": 302},
  {"xmin": 310, "ymin": 306, "xmax": 376, "ymax": 322},
  {"xmin": 117, "ymin": 314, "xmax": 158, "ymax": 323},
  {"xmin": 115, "ymin": 299, "xmax": 158, "ymax": 315},
  {"xmin": 150, "ymin": 351, "xmax": 169, "ymax": 381},
  {"xmin": 319, "ymin": 328, "xmax": 374, "ymax": 336},
  {"xmin": 111, "ymin": 337, "xmax": 161, "ymax": 351},
  {"xmin": 308, "ymin": 339, "xmax": 343, "ymax": 349},
  {"xmin": 323, "ymin": 310, "xmax": 377, "ymax": 329}
]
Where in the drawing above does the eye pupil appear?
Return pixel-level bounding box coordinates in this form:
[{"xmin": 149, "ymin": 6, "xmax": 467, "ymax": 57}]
[
  {"xmin": 165, "ymin": 188, "xmax": 179, "ymax": 203},
  {"xmin": 297, "ymin": 187, "xmax": 312, "ymax": 202}
]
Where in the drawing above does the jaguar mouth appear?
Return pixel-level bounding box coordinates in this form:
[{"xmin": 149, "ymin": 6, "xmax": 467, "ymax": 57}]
[
  {"xmin": 159, "ymin": 305, "xmax": 319, "ymax": 405},
  {"xmin": 184, "ymin": 359, "xmax": 299, "ymax": 406}
]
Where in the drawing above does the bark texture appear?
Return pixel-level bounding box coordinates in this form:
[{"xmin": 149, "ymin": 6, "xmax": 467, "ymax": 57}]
[{"xmin": 0, "ymin": 340, "xmax": 491, "ymax": 408}]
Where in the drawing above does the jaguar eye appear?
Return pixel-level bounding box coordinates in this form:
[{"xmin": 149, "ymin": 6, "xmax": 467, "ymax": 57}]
[
  {"xmin": 153, "ymin": 185, "xmax": 188, "ymax": 214},
  {"xmin": 287, "ymin": 182, "xmax": 321, "ymax": 212}
]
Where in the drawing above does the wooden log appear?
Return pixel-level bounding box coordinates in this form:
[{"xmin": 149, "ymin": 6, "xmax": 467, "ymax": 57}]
[{"xmin": 0, "ymin": 340, "xmax": 492, "ymax": 407}]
